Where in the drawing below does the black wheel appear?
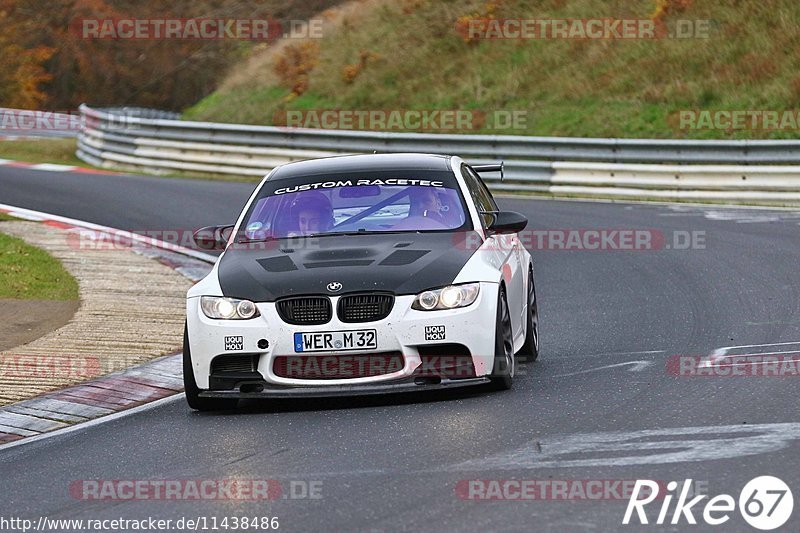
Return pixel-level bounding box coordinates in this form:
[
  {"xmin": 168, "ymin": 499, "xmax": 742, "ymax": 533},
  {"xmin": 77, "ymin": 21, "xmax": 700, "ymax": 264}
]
[
  {"xmin": 490, "ymin": 286, "xmax": 515, "ymax": 390},
  {"xmin": 183, "ymin": 323, "xmax": 238, "ymax": 411},
  {"xmin": 517, "ymin": 267, "xmax": 540, "ymax": 362}
]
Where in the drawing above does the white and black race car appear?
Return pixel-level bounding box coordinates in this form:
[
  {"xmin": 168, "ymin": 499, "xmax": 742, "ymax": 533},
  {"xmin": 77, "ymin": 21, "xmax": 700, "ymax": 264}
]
[{"xmin": 184, "ymin": 153, "xmax": 538, "ymax": 410}]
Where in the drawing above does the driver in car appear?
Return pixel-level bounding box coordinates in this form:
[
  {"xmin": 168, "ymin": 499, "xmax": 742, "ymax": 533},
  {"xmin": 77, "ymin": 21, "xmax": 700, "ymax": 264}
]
[{"xmin": 290, "ymin": 192, "xmax": 335, "ymax": 236}]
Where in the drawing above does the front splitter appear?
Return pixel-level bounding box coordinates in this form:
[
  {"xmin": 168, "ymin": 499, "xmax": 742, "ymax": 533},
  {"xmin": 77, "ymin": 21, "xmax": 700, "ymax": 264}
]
[{"xmin": 198, "ymin": 377, "xmax": 491, "ymax": 399}]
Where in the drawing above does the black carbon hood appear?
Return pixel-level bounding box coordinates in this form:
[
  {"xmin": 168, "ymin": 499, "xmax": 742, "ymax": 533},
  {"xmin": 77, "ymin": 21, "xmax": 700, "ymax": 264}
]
[{"xmin": 217, "ymin": 232, "xmax": 481, "ymax": 301}]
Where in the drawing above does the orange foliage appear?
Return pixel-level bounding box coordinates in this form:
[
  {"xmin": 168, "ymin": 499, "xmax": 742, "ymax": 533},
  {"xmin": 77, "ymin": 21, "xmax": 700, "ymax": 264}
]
[
  {"xmin": 652, "ymin": 0, "xmax": 693, "ymax": 23},
  {"xmin": 0, "ymin": 0, "xmax": 343, "ymax": 110},
  {"xmin": 455, "ymin": 1, "xmax": 503, "ymax": 44},
  {"xmin": 0, "ymin": 1, "xmax": 54, "ymax": 108},
  {"xmin": 651, "ymin": 0, "xmax": 693, "ymax": 37},
  {"xmin": 274, "ymin": 42, "xmax": 320, "ymax": 97},
  {"xmin": 341, "ymin": 50, "xmax": 380, "ymax": 84}
]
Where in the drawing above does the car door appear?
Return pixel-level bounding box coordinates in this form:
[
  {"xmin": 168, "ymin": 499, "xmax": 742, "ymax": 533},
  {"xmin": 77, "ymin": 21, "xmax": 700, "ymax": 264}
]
[{"xmin": 461, "ymin": 165, "xmax": 526, "ymax": 341}]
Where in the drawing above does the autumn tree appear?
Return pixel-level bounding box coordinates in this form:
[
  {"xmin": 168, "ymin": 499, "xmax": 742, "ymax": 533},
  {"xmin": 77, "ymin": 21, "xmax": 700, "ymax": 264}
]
[
  {"xmin": 0, "ymin": 0, "xmax": 55, "ymax": 108},
  {"xmin": 0, "ymin": 0, "xmax": 341, "ymax": 110}
]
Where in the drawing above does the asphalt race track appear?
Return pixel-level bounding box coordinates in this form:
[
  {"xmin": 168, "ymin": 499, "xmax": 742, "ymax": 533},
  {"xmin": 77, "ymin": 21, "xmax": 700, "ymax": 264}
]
[{"xmin": 2, "ymin": 166, "xmax": 800, "ymax": 531}]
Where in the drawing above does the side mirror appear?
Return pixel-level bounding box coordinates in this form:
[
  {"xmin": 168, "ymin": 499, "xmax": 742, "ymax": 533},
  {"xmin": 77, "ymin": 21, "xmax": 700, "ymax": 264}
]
[
  {"xmin": 485, "ymin": 211, "xmax": 528, "ymax": 234},
  {"xmin": 193, "ymin": 225, "xmax": 234, "ymax": 251}
]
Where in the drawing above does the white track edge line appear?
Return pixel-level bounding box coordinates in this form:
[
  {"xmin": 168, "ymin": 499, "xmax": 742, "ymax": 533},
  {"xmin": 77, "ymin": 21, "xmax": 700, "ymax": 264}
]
[{"xmin": 0, "ymin": 202, "xmax": 216, "ymax": 264}]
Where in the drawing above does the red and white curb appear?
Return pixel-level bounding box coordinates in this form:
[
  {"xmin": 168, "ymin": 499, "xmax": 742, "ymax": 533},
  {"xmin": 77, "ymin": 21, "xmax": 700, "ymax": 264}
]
[
  {"xmin": 0, "ymin": 157, "xmax": 120, "ymax": 175},
  {"xmin": 0, "ymin": 355, "xmax": 183, "ymax": 446},
  {"xmin": 0, "ymin": 204, "xmax": 216, "ymax": 449}
]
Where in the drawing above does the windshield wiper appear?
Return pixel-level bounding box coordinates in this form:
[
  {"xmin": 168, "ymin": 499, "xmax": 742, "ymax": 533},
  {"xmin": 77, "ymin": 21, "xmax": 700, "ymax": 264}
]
[
  {"xmin": 306, "ymin": 230, "xmax": 419, "ymax": 238},
  {"xmin": 307, "ymin": 230, "xmax": 376, "ymax": 238},
  {"xmin": 238, "ymin": 230, "xmax": 421, "ymax": 243},
  {"xmin": 237, "ymin": 236, "xmax": 279, "ymax": 244}
]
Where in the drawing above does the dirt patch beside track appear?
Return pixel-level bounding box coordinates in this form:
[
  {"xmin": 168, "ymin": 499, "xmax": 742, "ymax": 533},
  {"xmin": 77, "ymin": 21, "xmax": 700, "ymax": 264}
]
[{"xmin": 0, "ymin": 299, "xmax": 79, "ymax": 351}]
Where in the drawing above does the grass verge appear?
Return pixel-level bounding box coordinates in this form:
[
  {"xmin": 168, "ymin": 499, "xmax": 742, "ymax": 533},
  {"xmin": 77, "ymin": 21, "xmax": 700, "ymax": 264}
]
[
  {"xmin": 0, "ymin": 139, "xmax": 86, "ymax": 167},
  {"xmin": 0, "ymin": 229, "xmax": 80, "ymax": 300},
  {"xmin": 184, "ymin": 0, "xmax": 800, "ymax": 140},
  {"xmin": 0, "ymin": 139, "xmax": 259, "ymax": 182}
]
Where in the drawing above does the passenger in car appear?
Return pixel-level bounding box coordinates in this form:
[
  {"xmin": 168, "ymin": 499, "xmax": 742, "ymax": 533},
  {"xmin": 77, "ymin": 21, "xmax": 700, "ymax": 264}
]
[{"xmin": 407, "ymin": 187, "xmax": 446, "ymax": 224}]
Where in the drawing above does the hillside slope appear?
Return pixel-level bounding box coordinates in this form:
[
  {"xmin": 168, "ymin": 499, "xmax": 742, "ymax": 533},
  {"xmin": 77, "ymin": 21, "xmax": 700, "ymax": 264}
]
[{"xmin": 184, "ymin": 0, "xmax": 800, "ymax": 139}]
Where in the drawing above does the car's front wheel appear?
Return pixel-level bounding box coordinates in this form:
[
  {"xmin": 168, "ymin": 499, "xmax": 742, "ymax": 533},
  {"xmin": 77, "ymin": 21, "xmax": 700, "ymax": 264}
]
[
  {"xmin": 183, "ymin": 323, "xmax": 238, "ymax": 411},
  {"xmin": 517, "ymin": 267, "xmax": 539, "ymax": 362},
  {"xmin": 490, "ymin": 286, "xmax": 514, "ymax": 390}
]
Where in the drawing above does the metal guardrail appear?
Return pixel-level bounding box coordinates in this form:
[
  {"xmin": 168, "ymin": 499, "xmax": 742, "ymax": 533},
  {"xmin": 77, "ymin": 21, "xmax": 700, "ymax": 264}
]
[
  {"xmin": 99, "ymin": 107, "xmax": 181, "ymax": 120},
  {"xmin": 77, "ymin": 104, "xmax": 800, "ymax": 204}
]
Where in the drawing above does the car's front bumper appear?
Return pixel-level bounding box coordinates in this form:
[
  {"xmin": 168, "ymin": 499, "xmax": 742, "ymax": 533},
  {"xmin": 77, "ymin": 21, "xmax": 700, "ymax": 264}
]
[
  {"xmin": 186, "ymin": 284, "xmax": 500, "ymax": 391},
  {"xmin": 198, "ymin": 376, "xmax": 491, "ymax": 399}
]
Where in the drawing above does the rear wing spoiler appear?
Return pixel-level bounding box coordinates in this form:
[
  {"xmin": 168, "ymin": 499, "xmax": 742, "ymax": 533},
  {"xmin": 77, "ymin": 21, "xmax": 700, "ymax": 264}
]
[{"xmin": 472, "ymin": 162, "xmax": 504, "ymax": 182}]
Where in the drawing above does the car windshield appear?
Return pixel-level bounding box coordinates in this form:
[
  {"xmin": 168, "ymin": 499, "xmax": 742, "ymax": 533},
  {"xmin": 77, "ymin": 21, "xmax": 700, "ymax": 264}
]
[{"xmin": 238, "ymin": 170, "xmax": 471, "ymax": 241}]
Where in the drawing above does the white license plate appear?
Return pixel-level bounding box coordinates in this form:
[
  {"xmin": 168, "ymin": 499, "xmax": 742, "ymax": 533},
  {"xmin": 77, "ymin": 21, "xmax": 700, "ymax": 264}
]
[{"xmin": 293, "ymin": 330, "xmax": 377, "ymax": 353}]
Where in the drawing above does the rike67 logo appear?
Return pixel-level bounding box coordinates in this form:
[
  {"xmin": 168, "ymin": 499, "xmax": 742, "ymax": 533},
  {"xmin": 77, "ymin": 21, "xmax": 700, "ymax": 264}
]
[{"xmin": 623, "ymin": 476, "xmax": 793, "ymax": 530}]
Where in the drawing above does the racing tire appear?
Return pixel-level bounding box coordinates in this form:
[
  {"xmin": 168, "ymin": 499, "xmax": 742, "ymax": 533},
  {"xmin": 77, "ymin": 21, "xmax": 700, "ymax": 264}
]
[
  {"xmin": 517, "ymin": 267, "xmax": 540, "ymax": 362},
  {"xmin": 490, "ymin": 286, "xmax": 515, "ymax": 391},
  {"xmin": 183, "ymin": 323, "xmax": 238, "ymax": 412}
]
